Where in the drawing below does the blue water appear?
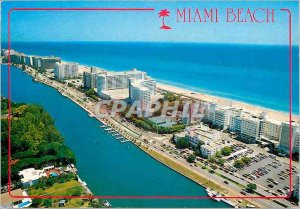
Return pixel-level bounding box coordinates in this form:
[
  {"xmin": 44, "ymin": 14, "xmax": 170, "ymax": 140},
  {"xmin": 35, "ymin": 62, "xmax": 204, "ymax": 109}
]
[
  {"xmin": 50, "ymin": 172, "xmax": 59, "ymax": 177},
  {"xmin": 3, "ymin": 42, "xmax": 299, "ymax": 113},
  {"xmin": 1, "ymin": 65, "xmax": 230, "ymax": 208},
  {"xmin": 18, "ymin": 201, "xmax": 31, "ymax": 208}
]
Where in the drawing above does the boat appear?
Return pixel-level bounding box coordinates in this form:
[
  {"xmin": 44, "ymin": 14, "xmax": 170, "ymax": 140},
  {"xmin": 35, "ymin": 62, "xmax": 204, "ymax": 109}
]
[
  {"xmin": 100, "ymin": 125, "xmax": 106, "ymax": 128},
  {"xmin": 206, "ymin": 188, "xmax": 213, "ymax": 197},
  {"xmin": 120, "ymin": 139, "xmax": 130, "ymax": 143},
  {"xmin": 104, "ymin": 128, "xmax": 112, "ymax": 131},
  {"xmin": 112, "ymin": 133, "xmax": 119, "ymax": 136},
  {"xmin": 206, "ymin": 188, "xmax": 221, "ymax": 201},
  {"xmin": 102, "ymin": 199, "xmax": 111, "ymax": 207},
  {"xmin": 116, "ymin": 136, "xmax": 123, "ymax": 140}
]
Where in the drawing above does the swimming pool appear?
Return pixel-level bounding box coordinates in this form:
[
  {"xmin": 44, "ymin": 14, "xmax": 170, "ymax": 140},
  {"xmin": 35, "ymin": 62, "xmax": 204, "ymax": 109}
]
[
  {"xmin": 50, "ymin": 172, "xmax": 59, "ymax": 177},
  {"xmin": 17, "ymin": 201, "xmax": 31, "ymax": 208}
]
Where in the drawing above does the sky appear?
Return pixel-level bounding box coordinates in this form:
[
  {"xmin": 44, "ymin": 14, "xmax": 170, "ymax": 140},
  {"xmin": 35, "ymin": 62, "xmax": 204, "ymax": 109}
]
[{"xmin": 1, "ymin": 0, "xmax": 299, "ymax": 45}]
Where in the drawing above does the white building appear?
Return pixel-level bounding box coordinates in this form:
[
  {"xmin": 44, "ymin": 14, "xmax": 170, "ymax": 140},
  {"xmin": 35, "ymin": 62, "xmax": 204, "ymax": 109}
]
[
  {"xmin": 278, "ymin": 121, "xmax": 300, "ymax": 154},
  {"xmin": 129, "ymin": 78, "xmax": 156, "ymax": 108},
  {"xmin": 201, "ymin": 143, "xmax": 222, "ymax": 158},
  {"xmin": 54, "ymin": 62, "xmax": 79, "ymax": 80},
  {"xmin": 260, "ymin": 118, "xmax": 281, "ymax": 141},
  {"xmin": 19, "ymin": 168, "xmax": 47, "ymax": 187},
  {"xmin": 229, "ymin": 115, "xmax": 243, "ymax": 133},
  {"xmin": 185, "ymin": 124, "xmax": 221, "ymax": 147},
  {"xmin": 83, "ymin": 72, "xmax": 98, "ymax": 89},
  {"xmin": 229, "ymin": 111, "xmax": 262, "ymax": 143},
  {"xmin": 97, "ymin": 69, "xmax": 146, "ymax": 92},
  {"xmin": 214, "ymin": 107, "xmax": 231, "ymax": 129},
  {"xmin": 205, "ymin": 103, "xmax": 217, "ymax": 122},
  {"xmin": 206, "ymin": 104, "xmax": 231, "ymax": 130},
  {"xmin": 240, "ymin": 116, "xmax": 261, "ymax": 143},
  {"xmin": 200, "ymin": 136, "xmax": 231, "ymax": 158}
]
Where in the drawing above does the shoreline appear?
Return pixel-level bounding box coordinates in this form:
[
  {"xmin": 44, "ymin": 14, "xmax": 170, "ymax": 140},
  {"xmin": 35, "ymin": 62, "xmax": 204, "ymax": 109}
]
[
  {"xmin": 156, "ymin": 79, "xmax": 297, "ymax": 115},
  {"xmin": 76, "ymin": 61, "xmax": 299, "ymax": 122},
  {"xmin": 156, "ymin": 82, "xmax": 299, "ymax": 122}
]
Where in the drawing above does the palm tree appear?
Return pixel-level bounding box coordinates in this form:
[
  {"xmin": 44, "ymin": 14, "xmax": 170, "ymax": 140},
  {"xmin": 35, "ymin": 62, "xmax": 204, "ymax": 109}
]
[{"xmin": 158, "ymin": 9, "xmax": 171, "ymax": 29}]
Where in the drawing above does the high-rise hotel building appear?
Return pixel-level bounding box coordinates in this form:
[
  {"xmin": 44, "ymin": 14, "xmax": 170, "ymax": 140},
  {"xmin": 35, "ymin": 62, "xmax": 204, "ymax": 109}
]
[
  {"xmin": 54, "ymin": 62, "xmax": 79, "ymax": 80},
  {"xmin": 97, "ymin": 69, "xmax": 146, "ymax": 92},
  {"xmin": 278, "ymin": 121, "xmax": 300, "ymax": 154},
  {"xmin": 129, "ymin": 78, "xmax": 156, "ymax": 108},
  {"xmin": 83, "ymin": 67, "xmax": 102, "ymax": 89}
]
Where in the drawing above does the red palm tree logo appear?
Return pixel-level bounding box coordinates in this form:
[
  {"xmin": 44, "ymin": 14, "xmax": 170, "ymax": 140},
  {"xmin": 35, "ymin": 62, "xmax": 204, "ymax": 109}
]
[{"xmin": 158, "ymin": 9, "xmax": 172, "ymax": 30}]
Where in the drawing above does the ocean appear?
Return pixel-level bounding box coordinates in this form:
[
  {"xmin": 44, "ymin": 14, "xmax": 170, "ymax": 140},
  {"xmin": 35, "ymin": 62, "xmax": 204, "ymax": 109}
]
[{"xmin": 3, "ymin": 41, "xmax": 299, "ymax": 114}]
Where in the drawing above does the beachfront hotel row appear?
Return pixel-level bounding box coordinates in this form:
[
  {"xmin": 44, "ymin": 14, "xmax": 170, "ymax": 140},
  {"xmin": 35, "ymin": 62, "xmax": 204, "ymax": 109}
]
[{"xmin": 2, "ymin": 49, "xmax": 299, "ymax": 157}]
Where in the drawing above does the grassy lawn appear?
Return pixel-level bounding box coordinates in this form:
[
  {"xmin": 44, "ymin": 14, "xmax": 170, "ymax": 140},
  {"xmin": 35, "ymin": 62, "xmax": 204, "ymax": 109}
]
[
  {"xmin": 28, "ymin": 180, "xmax": 84, "ymax": 196},
  {"xmin": 28, "ymin": 180, "xmax": 89, "ymax": 207},
  {"xmin": 65, "ymin": 198, "xmax": 86, "ymax": 207}
]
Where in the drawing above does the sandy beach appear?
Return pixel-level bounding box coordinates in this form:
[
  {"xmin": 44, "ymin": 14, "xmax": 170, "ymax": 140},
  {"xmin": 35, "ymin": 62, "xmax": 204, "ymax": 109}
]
[
  {"xmin": 77, "ymin": 61, "xmax": 299, "ymax": 123},
  {"xmin": 157, "ymin": 83, "xmax": 299, "ymax": 122}
]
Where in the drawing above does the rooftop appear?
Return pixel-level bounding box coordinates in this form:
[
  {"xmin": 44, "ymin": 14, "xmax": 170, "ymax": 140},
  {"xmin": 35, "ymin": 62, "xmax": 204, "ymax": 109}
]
[
  {"xmin": 19, "ymin": 168, "xmax": 46, "ymax": 183},
  {"xmin": 100, "ymin": 88, "xmax": 129, "ymax": 100}
]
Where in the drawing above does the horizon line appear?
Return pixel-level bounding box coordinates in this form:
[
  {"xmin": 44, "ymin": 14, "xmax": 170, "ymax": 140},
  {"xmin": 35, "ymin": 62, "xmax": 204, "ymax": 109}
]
[{"xmin": 1, "ymin": 41, "xmax": 299, "ymax": 47}]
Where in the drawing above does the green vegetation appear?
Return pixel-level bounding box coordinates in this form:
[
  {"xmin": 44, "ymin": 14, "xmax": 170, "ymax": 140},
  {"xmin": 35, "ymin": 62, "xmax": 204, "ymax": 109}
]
[
  {"xmin": 241, "ymin": 156, "xmax": 251, "ymax": 165},
  {"xmin": 89, "ymin": 199, "xmax": 104, "ymax": 208},
  {"xmin": 1, "ymin": 98, "xmax": 75, "ymax": 184},
  {"xmin": 187, "ymin": 154, "xmax": 196, "ymax": 163},
  {"xmin": 43, "ymin": 199, "xmax": 53, "ymax": 208},
  {"xmin": 233, "ymin": 156, "xmax": 251, "ymax": 169},
  {"xmin": 207, "ymin": 151, "xmax": 225, "ymax": 166},
  {"xmin": 163, "ymin": 92, "xmax": 180, "ymax": 102},
  {"xmin": 85, "ymin": 89, "xmax": 98, "ymax": 101},
  {"xmin": 221, "ymin": 146, "xmax": 233, "ymax": 156},
  {"xmin": 246, "ymin": 183, "xmax": 257, "ymax": 193},
  {"xmin": 28, "ymin": 177, "xmax": 87, "ymax": 208},
  {"xmin": 175, "ymin": 137, "xmax": 190, "ymax": 149},
  {"xmin": 67, "ymin": 82, "xmax": 74, "ymax": 87},
  {"xmin": 129, "ymin": 116, "xmax": 185, "ymax": 134},
  {"xmin": 31, "ymin": 198, "xmax": 43, "ymax": 207},
  {"xmin": 1, "ymin": 56, "xmax": 8, "ymax": 63},
  {"xmin": 233, "ymin": 159, "xmax": 244, "ymax": 168},
  {"xmin": 193, "ymin": 142, "xmax": 204, "ymax": 158},
  {"xmin": 209, "ymin": 169, "xmax": 215, "ymax": 173},
  {"xmin": 31, "ymin": 173, "xmax": 77, "ymax": 191},
  {"xmin": 29, "ymin": 179, "xmax": 83, "ymax": 196},
  {"xmin": 1, "ymin": 97, "xmax": 26, "ymax": 115},
  {"xmin": 217, "ymin": 158, "xmax": 225, "ymax": 166}
]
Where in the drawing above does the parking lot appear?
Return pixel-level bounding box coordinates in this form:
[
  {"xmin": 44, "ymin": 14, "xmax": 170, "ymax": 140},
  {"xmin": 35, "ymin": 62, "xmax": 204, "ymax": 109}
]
[{"xmin": 239, "ymin": 155, "xmax": 298, "ymax": 196}]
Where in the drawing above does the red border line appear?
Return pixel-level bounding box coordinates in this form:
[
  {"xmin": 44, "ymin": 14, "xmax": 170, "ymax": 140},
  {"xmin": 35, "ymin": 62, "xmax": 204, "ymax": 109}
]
[{"xmin": 7, "ymin": 7, "xmax": 294, "ymax": 201}]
